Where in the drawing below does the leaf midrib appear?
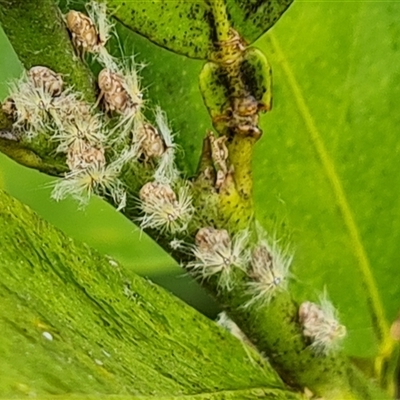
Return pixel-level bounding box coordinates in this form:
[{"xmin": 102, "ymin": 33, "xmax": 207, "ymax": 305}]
[{"xmin": 268, "ymin": 33, "xmax": 390, "ymax": 347}]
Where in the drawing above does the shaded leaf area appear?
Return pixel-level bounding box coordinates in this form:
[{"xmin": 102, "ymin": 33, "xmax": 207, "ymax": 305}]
[
  {"xmin": 109, "ymin": 0, "xmax": 293, "ymax": 59},
  {"xmin": 252, "ymin": 1, "xmax": 400, "ymax": 358},
  {"xmin": 0, "ymin": 190, "xmax": 303, "ymax": 399}
]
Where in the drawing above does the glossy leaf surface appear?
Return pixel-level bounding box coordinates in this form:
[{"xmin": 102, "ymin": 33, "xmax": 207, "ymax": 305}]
[
  {"xmin": 0, "ymin": 190, "xmax": 304, "ymax": 399},
  {"xmin": 109, "ymin": 0, "xmax": 293, "ymax": 59}
]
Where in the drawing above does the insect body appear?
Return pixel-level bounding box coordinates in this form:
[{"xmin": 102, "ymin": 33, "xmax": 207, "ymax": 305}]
[
  {"xmin": 299, "ymin": 298, "xmax": 347, "ymax": 355},
  {"xmin": 244, "ymin": 237, "xmax": 292, "ymax": 308},
  {"xmin": 97, "ymin": 69, "xmax": 143, "ymax": 117},
  {"xmin": 28, "ymin": 66, "xmax": 64, "ymax": 97},
  {"xmin": 188, "ymin": 227, "xmax": 249, "ymax": 290},
  {"xmin": 136, "ymin": 122, "xmax": 166, "ymax": 162},
  {"xmin": 66, "ymin": 140, "xmax": 105, "ymax": 171},
  {"xmin": 138, "ymin": 181, "xmax": 193, "ymax": 234},
  {"xmin": 66, "ymin": 10, "xmax": 98, "ymax": 56}
]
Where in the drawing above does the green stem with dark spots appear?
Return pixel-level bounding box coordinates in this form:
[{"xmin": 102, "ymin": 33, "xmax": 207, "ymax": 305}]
[
  {"xmin": 208, "ymin": 0, "xmax": 231, "ymax": 43},
  {"xmin": 201, "ymin": 273, "xmax": 390, "ymax": 400},
  {"xmin": 0, "ymin": 0, "xmax": 95, "ymax": 102},
  {"xmin": 0, "ymin": 0, "xmax": 96, "ymax": 175}
]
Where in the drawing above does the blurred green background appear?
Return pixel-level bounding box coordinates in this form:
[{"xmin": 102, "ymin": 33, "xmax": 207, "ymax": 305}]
[{"xmin": 1, "ymin": 0, "xmax": 400, "ymax": 361}]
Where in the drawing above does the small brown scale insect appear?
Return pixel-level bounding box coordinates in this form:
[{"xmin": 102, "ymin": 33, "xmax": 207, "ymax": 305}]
[
  {"xmin": 212, "ymin": 94, "xmax": 262, "ymax": 139},
  {"xmin": 249, "ymin": 245, "xmax": 284, "ymax": 291},
  {"xmin": 139, "ymin": 182, "xmax": 176, "ymax": 206},
  {"xmin": 66, "ymin": 10, "xmax": 99, "ymax": 56},
  {"xmin": 298, "ymin": 300, "xmax": 346, "ymax": 353},
  {"xmin": 194, "ymin": 227, "xmax": 237, "ymax": 272},
  {"xmin": 208, "ymin": 132, "xmax": 229, "ymax": 189},
  {"xmin": 250, "ymin": 245, "xmax": 274, "ymax": 278},
  {"xmin": 139, "ymin": 181, "xmax": 183, "ymax": 224},
  {"xmin": 299, "ymin": 301, "xmax": 329, "ymax": 344},
  {"xmin": 28, "ymin": 66, "xmax": 64, "ymax": 97},
  {"xmin": 56, "ymin": 99, "xmax": 92, "ymax": 124},
  {"xmin": 67, "ymin": 140, "xmax": 105, "ymax": 171},
  {"xmin": 195, "ymin": 227, "xmax": 231, "ymax": 255},
  {"xmin": 231, "ymin": 96, "xmax": 259, "ymax": 117},
  {"xmin": 2, "ymin": 66, "xmax": 63, "ymax": 126},
  {"xmin": 97, "ymin": 69, "xmax": 141, "ymax": 116},
  {"xmin": 136, "ymin": 122, "xmax": 166, "ymax": 162},
  {"xmin": 228, "ymin": 95, "xmax": 261, "ymax": 138},
  {"xmin": 209, "ymin": 134, "xmax": 228, "ymax": 173}
]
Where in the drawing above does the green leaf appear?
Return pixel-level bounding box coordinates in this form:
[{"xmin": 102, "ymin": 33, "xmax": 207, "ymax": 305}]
[
  {"xmin": 7, "ymin": 391, "xmax": 302, "ymax": 400},
  {"xmin": 109, "ymin": 0, "xmax": 293, "ymax": 59},
  {"xmin": 0, "ymin": 189, "xmax": 303, "ymax": 399},
  {"xmin": 252, "ymin": 2, "xmax": 400, "ymax": 358},
  {"xmin": 225, "ymin": 0, "xmax": 293, "ymax": 45}
]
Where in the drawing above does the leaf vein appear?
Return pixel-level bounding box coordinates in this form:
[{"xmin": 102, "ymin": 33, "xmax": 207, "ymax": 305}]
[{"xmin": 269, "ymin": 33, "xmax": 389, "ymax": 347}]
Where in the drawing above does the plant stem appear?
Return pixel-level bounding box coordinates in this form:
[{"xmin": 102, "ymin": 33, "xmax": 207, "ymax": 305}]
[
  {"xmin": 0, "ymin": 0, "xmax": 96, "ymax": 175},
  {"xmin": 0, "ymin": 0, "xmax": 95, "ymax": 103},
  {"xmin": 202, "ymin": 274, "xmax": 391, "ymax": 400},
  {"xmin": 208, "ymin": 0, "xmax": 231, "ymax": 43}
]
